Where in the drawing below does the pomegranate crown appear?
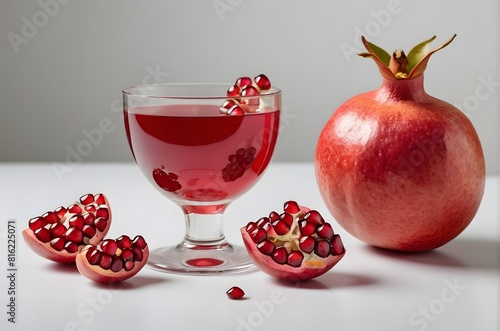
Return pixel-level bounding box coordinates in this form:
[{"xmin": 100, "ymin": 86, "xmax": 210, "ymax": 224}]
[{"xmin": 358, "ymin": 34, "xmax": 457, "ymax": 80}]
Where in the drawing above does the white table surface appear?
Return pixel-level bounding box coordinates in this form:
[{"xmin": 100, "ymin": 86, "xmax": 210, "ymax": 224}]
[{"xmin": 0, "ymin": 162, "xmax": 498, "ymax": 331}]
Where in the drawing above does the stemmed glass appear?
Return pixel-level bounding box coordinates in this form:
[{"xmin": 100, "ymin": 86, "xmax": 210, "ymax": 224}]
[{"xmin": 122, "ymin": 83, "xmax": 281, "ymax": 274}]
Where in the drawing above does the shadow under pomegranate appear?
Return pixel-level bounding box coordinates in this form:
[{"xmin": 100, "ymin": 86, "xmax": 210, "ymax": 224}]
[{"xmin": 271, "ymin": 271, "xmax": 379, "ymax": 290}]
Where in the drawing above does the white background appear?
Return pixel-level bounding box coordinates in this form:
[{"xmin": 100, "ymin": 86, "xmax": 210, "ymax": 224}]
[{"xmin": 0, "ymin": 0, "xmax": 498, "ymax": 174}]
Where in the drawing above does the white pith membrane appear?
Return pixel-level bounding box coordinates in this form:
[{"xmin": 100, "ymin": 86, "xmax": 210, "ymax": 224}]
[{"xmin": 246, "ymin": 204, "xmax": 345, "ymax": 268}]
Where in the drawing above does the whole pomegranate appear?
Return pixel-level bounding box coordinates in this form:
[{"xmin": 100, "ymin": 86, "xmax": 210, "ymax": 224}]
[{"xmin": 314, "ymin": 35, "xmax": 485, "ymax": 252}]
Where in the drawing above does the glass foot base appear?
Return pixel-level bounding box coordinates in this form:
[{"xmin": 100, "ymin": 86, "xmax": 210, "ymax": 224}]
[{"xmin": 147, "ymin": 242, "xmax": 257, "ymax": 275}]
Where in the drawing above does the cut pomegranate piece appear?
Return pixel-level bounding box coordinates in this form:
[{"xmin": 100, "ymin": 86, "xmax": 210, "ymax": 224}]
[
  {"xmin": 76, "ymin": 235, "xmax": 149, "ymax": 283},
  {"xmin": 241, "ymin": 201, "xmax": 346, "ymax": 281},
  {"xmin": 226, "ymin": 286, "xmax": 245, "ymax": 300},
  {"xmin": 22, "ymin": 193, "xmax": 112, "ymax": 264}
]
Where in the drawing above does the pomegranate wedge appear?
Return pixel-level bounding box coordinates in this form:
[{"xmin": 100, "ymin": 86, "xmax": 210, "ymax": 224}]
[
  {"xmin": 76, "ymin": 235, "xmax": 149, "ymax": 283},
  {"xmin": 23, "ymin": 193, "xmax": 112, "ymax": 263},
  {"xmin": 241, "ymin": 201, "xmax": 345, "ymax": 281}
]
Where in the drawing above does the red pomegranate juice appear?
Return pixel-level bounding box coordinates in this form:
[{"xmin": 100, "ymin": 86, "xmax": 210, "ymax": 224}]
[{"xmin": 124, "ymin": 104, "xmax": 280, "ymax": 206}]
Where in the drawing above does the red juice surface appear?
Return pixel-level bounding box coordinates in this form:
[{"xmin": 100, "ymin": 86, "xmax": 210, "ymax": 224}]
[{"xmin": 124, "ymin": 104, "xmax": 280, "ymax": 206}]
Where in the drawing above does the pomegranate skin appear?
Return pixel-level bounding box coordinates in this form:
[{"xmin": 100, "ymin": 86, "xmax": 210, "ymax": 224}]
[{"xmin": 314, "ymin": 75, "xmax": 485, "ymax": 252}]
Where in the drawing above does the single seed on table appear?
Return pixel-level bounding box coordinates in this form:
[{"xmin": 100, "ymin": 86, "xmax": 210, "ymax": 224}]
[{"xmin": 226, "ymin": 286, "xmax": 245, "ymax": 300}]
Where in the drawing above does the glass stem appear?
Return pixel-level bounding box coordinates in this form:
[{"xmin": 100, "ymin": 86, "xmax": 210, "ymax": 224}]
[{"xmin": 183, "ymin": 212, "xmax": 227, "ymax": 248}]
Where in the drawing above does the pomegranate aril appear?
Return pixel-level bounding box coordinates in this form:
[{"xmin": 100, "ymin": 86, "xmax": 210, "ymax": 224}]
[
  {"xmin": 236, "ymin": 76, "xmax": 252, "ymax": 88},
  {"xmin": 116, "ymin": 235, "xmax": 133, "ymax": 249},
  {"xmin": 95, "ymin": 207, "xmax": 109, "ymax": 220},
  {"xmin": 299, "ymin": 236, "xmax": 315, "ymax": 254},
  {"xmin": 272, "ymin": 246, "xmax": 288, "ymax": 264},
  {"xmin": 82, "ymin": 225, "xmax": 96, "ymax": 238},
  {"xmin": 303, "ymin": 210, "xmax": 325, "ymax": 225},
  {"xmin": 272, "ymin": 220, "xmax": 290, "ymax": 235},
  {"xmin": 247, "ymin": 147, "xmax": 256, "ymax": 156},
  {"xmin": 124, "ymin": 260, "xmax": 135, "ymax": 271},
  {"xmin": 257, "ymin": 240, "xmax": 275, "ymax": 255},
  {"xmin": 84, "ymin": 205, "xmax": 96, "ymax": 213},
  {"xmin": 132, "ymin": 247, "xmax": 144, "ymax": 262},
  {"xmin": 228, "ymin": 105, "xmax": 244, "ymax": 116},
  {"xmin": 283, "ymin": 201, "xmax": 300, "ymax": 214},
  {"xmin": 28, "ymin": 217, "xmax": 47, "ymax": 231},
  {"xmin": 65, "ymin": 227, "xmax": 84, "ymax": 243},
  {"xmin": 226, "ymin": 286, "xmax": 245, "ymax": 300},
  {"xmin": 121, "ymin": 248, "xmax": 134, "ymax": 261},
  {"xmin": 315, "ymin": 240, "xmax": 331, "ymax": 258},
  {"xmin": 54, "ymin": 206, "xmax": 67, "ymax": 219},
  {"xmin": 268, "ymin": 211, "xmax": 280, "ymax": 222},
  {"xmin": 227, "ymin": 84, "xmax": 240, "ymax": 97},
  {"xmin": 220, "ymin": 99, "xmax": 237, "ymax": 114},
  {"xmin": 249, "ymin": 228, "xmax": 267, "ymax": 244},
  {"xmin": 80, "ymin": 194, "xmax": 94, "ymax": 205},
  {"xmin": 246, "ymin": 222, "xmax": 257, "ymax": 233},
  {"xmin": 110, "ymin": 256, "xmax": 124, "ymax": 272},
  {"xmin": 236, "ymin": 148, "xmax": 246, "ymax": 157},
  {"xmin": 280, "ymin": 213, "xmax": 294, "ymax": 227},
  {"xmin": 228, "ymin": 154, "xmax": 239, "ymax": 163},
  {"xmin": 132, "ymin": 235, "xmax": 147, "ymax": 250},
  {"xmin": 68, "ymin": 215, "xmax": 85, "ymax": 230},
  {"xmin": 254, "ymin": 74, "xmax": 271, "ymax": 91},
  {"xmin": 49, "ymin": 223, "xmax": 67, "ymax": 238},
  {"xmin": 167, "ymin": 172, "xmax": 178, "ymax": 180},
  {"xmin": 317, "ymin": 223, "xmax": 334, "ymax": 240},
  {"xmin": 94, "ymin": 217, "xmax": 108, "ymax": 232},
  {"xmin": 64, "ymin": 242, "xmax": 79, "ymax": 253},
  {"xmin": 94, "ymin": 193, "xmax": 106, "ymax": 205},
  {"xmin": 50, "ymin": 237, "xmax": 66, "ymax": 251},
  {"xmin": 34, "ymin": 228, "xmax": 51, "ymax": 243},
  {"xmin": 241, "ymin": 86, "xmax": 260, "ymax": 105},
  {"xmin": 241, "ymin": 85, "xmax": 259, "ymax": 97},
  {"xmin": 256, "ymin": 217, "xmax": 270, "ymax": 228},
  {"xmin": 86, "ymin": 247, "xmax": 101, "ymax": 265},
  {"xmin": 99, "ymin": 239, "xmax": 118, "ymax": 256},
  {"xmin": 287, "ymin": 250, "xmax": 304, "ymax": 267},
  {"xmin": 99, "ymin": 254, "xmax": 112, "ymax": 270},
  {"xmin": 241, "ymin": 155, "xmax": 253, "ymax": 169},
  {"xmin": 83, "ymin": 213, "xmax": 95, "ymax": 225},
  {"xmin": 331, "ymin": 234, "xmax": 345, "ymax": 255},
  {"xmin": 67, "ymin": 204, "xmax": 82, "ymax": 214},
  {"xmin": 42, "ymin": 211, "xmax": 59, "ymax": 224},
  {"xmin": 298, "ymin": 220, "xmax": 316, "ymax": 236},
  {"xmin": 224, "ymin": 163, "xmax": 243, "ymax": 180}
]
